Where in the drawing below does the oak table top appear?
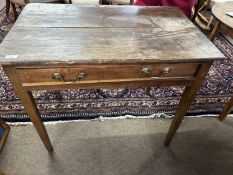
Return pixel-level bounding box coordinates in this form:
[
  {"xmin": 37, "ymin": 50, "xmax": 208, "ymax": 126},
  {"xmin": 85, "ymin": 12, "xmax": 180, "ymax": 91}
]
[
  {"xmin": 0, "ymin": 3, "xmax": 224, "ymax": 65},
  {"xmin": 0, "ymin": 4, "xmax": 225, "ymax": 151}
]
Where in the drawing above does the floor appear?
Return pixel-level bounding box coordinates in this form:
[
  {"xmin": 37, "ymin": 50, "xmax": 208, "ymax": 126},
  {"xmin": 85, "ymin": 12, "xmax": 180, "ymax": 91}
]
[{"xmin": 0, "ymin": 117, "xmax": 233, "ymax": 175}]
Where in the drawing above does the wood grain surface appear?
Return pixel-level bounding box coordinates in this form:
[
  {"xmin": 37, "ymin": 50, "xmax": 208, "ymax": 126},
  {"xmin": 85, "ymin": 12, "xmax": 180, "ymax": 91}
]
[{"xmin": 0, "ymin": 4, "xmax": 224, "ymax": 65}]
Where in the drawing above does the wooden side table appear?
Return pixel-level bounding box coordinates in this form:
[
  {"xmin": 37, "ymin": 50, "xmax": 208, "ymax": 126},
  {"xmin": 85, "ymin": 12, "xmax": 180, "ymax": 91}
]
[
  {"xmin": 0, "ymin": 118, "xmax": 10, "ymax": 153},
  {"xmin": 209, "ymin": 1, "xmax": 233, "ymax": 41},
  {"xmin": 0, "ymin": 4, "xmax": 224, "ymax": 151}
]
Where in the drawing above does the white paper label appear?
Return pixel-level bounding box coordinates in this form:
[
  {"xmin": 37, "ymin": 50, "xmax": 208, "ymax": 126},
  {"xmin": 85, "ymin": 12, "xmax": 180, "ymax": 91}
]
[{"xmin": 5, "ymin": 55, "xmax": 18, "ymax": 59}]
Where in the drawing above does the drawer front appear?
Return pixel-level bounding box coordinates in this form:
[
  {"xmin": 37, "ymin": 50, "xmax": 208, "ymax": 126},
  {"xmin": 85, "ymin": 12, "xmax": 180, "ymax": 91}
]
[{"xmin": 16, "ymin": 64, "xmax": 199, "ymax": 84}]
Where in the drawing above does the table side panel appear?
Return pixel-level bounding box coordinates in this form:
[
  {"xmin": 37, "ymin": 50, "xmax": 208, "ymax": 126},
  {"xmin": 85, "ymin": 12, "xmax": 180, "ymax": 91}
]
[{"xmin": 16, "ymin": 63, "xmax": 199, "ymax": 83}]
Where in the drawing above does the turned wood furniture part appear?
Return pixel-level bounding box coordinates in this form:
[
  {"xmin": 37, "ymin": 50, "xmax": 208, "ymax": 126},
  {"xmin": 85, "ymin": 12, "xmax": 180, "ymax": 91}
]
[
  {"xmin": 192, "ymin": 0, "xmax": 205, "ymax": 22},
  {"xmin": 193, "ymin": 0, "xmax": 214, "ymax": 31},
  {"xmin": 209, "ymin": 1, "xmax": 233, "ymax": 41},
  {"xmin": 0, "ymin": 118, "xmax": 10, "ymax": 153},
  {"xmin": 0, "ymin": 4, "xmax": 224, "ymax": 151}
]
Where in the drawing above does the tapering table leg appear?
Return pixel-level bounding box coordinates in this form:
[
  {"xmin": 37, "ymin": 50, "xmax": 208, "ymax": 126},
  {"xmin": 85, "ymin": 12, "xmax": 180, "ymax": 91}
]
[
  {"xmin": 0, "ymin": 117, "xmax": 10, "ymax": 153},
  {"xmin": 219, "ymin": 96, "xmax": 233, "ymax": 121},
  {"xmin": 3, "ymin": 66, "xmax": 53, "ymax": 152},
  {"xmin": 164, "ymin": 62, "xmax": 212, "ymax": 146}
]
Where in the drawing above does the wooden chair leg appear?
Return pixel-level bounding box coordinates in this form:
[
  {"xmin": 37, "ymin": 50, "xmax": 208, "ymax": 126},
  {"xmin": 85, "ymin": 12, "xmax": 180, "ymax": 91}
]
[
  {"xmin": 11, "ymin": 2, "xmax": 18, "ymax": 20},
  {"xmin": 209, "ymin": 21, "xmax": 220, "ymax": 41},
  {"xmin": 0, "ymin": 117, "xmax": 10, "ymax": 153},
  {"xmin": 6, "ymin": 0, "xmax": 10, "ymax": 15},
  {"xmin": 219, "ymin": 96, "xmax": 233, "ymax": 121}
]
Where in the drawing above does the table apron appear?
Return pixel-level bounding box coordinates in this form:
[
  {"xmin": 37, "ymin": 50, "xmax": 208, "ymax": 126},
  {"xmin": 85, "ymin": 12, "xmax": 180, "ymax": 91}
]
[{"xmin": 22, "ymin": 77, "xmax": 195, "ymax": 91}]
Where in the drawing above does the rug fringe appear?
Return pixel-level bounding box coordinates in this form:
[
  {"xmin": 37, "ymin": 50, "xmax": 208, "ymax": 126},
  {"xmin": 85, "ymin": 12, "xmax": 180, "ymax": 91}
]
[{"xmin": 6, "ymin": 113, "xmax": 233, "ymax": 126}]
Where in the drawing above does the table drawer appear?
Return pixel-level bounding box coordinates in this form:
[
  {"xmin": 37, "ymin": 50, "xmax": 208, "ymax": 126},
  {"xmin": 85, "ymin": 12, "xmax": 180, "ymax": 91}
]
[{"xmin": 16, "ymin": 64, "xmax": 199, "ymax": 84}]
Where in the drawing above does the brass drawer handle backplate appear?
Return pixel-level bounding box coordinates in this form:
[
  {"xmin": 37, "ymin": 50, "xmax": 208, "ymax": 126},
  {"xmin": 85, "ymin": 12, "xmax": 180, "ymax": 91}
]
[
  {"xmin": 52, "ymin": 72, "xmax": 86, "ymax": 83},
  {"xmin": 142, "ymin": 67, "xmax": 171, "ymax": 78}
]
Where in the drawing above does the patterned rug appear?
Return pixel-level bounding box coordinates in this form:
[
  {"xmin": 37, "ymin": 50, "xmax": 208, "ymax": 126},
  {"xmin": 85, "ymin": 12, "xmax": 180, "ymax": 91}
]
[{"xmin": 0, "ymin": 7, "xmax": 233, "ymax": 122}]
